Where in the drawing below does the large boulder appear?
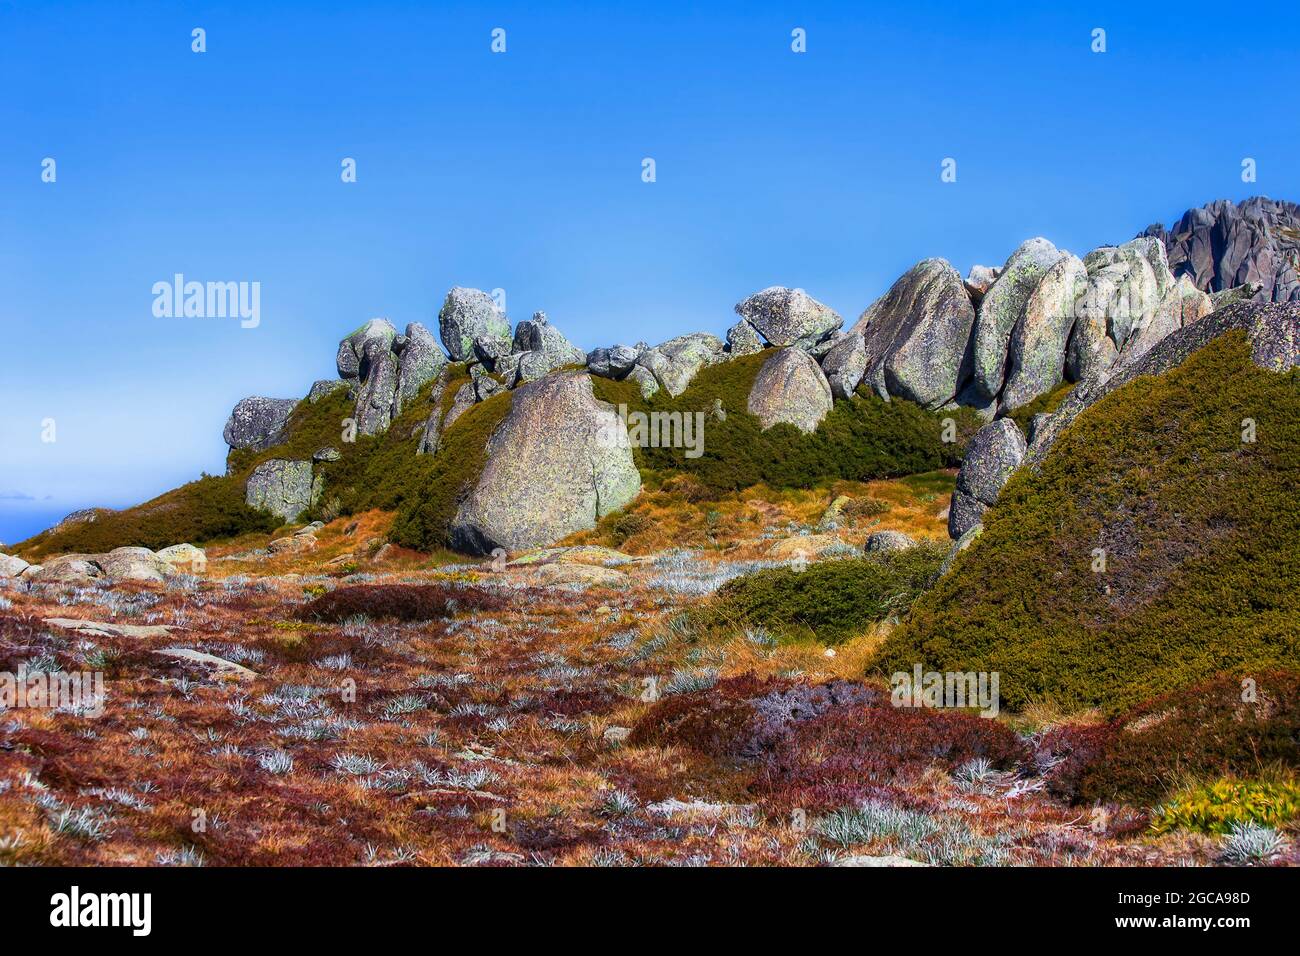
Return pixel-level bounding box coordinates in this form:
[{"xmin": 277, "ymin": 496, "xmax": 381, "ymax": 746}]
[
  {"xmin": 222, "ymin": 397, "xmax": 298, "ymax": 451},
  {"xmin": 1027, "ymin": 300, "xmax": 1300, "ymax": 466},
  {"xmin": 438, "ymin": 287, "xmax": 511, "ymax": 363},
  {"xmin": 587, "ymin": 344, "xmax": 642, "ymax": 379},
  {"xmin": 948, "ymin": 418, "xmax": 1026, "ymax": 539},
  {"xmin": 450, "ymin": 372, "xmax": 641, "ymax": 554},
  {"xmin": 999, "ymin": 253, "xmax": 1087, "ymax": 411},
  {"xmin": 392, "ymin": 322, "xmax": 447, "ymax": 416},
  {"xmin": 820, "ymin": 331, "xmax": 867, "ymax": 400},
  {"xmin": 969, "ymin": 239, "xmax": 1066, "ymax": 405},
  {"xmin": 0, "ymin": 553, "xmax": 31, "ymax": 577},
  {"xmin": 308, "ymin": 379, "xmax": 351, "ymax": 404},
  {"xmin": 30, "ymin": 555, "xmax": 103, "ymax": 583},
  {"xmin": 635, "ymin": 333, "xmax": 725, "ymax": 397},
  {"xmin": 97, "ymin": 547, "xmax": 171, "ymax": 583},
  {"xmin": 335, "ymin": 319, "xmax": 397, "ymax": 379},
  {"xmin": 734, "ymin": 287, "xmax": 842, "ymax": 352},
  {"xmin": 354, "ymin": 337, "xmax": 400, "ymax": 436},
  {"xmin": 245, "ymin": 459, "xmax": 319, "ymax": 522},
  {"xmin": 852, "ymin": 258, "xmax": 977, "ymax": 409},
  {"xmin": 747, "ymin": 347, "xmax": 833, "ymax": 434}
]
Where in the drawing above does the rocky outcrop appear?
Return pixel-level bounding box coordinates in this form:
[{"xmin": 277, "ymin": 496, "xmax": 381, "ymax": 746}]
[
  {"xmin": 948, "ymin": 419, "xmax": 1026, "ymax": 539},
  {"xmin": 1142, "ymin": 196, "xmax": 1300, "ymax": 303},
  {"xmin": 747, "ymin": 347, "xmax": 833, "ymax": 434},
  {"xmin": 1028, "ymin": 300, "xmax": 1300, "ymax": 466},
  {"xmin": 635, "ymin": 333, "xmax": 725, "ymax": 397},
  {"xmin": 245, "ymin": 459, "xmax": 319, "ymax": 522},
  {"xmin": 969, "ymin": 239, "xmax": 1067, "ymax": 406},
  {"xmin": 512, "ymin": 311, "xmax": 585, "ymax": 369},
  {"xmin": 438, "ymin": 287, "xmax": 511, "ymax": 363},
  {"xmin": 450, "ymin": 372, "xmax": 641, "ymax": 554},
  {"xmin": 587, "ymin": 344, "xmax": 642, "ymax": 379},
  {"xmin": 851, "ymin": 258, "xmax": 977, "ymax": 409},
  {"xmin": 0, "ymin": 553, "xmax": 31, "ymax": 577},
  {"xmin": 1000, "ymin": 253, "xmax": 1087, "ymax": 411},
  {"xmin": 734, "ymin": 287, "xmax": 842, "ymax": 352},
  {"xmin": 354, "ymin": 337, "xmax": 400, "ymax": 436},
  {"xmin": 223, "ymin": 397, "xmax": 298, "ymax": 451},
  {"xmin": 336, "ymin": 319, "xmax": 397, "ymax": 379},
  {"xmin": 393, "ymin": 322, "xmax": 446, "ymax": 416}
]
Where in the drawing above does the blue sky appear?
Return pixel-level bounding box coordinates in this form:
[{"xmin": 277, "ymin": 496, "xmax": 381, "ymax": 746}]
[{"xmin": 2, "ymin": 0, "xmax": 1297, "ymax": 544}]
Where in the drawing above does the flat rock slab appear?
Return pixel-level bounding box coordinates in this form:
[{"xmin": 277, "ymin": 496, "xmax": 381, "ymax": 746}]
[
  {"xmin": 154, "ymin": 647, "xmax": 258, "ymax": 681},
  {"xmin": 646, "ymin": 798, "xmax": 755, "ymax": 818},
  {"xmin": 835, "ymin": 854, "xmax": 931, "ymax": 867},
  {"xmin": 45, "ymin": 617, "xmax": 177, "ymax": 640}
]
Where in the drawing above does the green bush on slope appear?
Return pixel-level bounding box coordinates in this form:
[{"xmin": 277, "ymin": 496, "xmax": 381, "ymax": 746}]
[
  {"xmin": 871, "ymin": 331, "xmax": 1300, "ymax": 714},
  {"xmin": 591, "ymin": 351, "xmax": 980, "ymax": 492},
  {"xmin": 695, "ymin": 544, "xmax": 947, "ymax": 645}
]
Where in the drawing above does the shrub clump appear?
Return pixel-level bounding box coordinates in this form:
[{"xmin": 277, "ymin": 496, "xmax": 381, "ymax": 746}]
[
  {"xmin": 754, "ymin": 702, "xmax": 1029, "ymax": 811},
  {"xmin": 295, "ymin": 583, "xmax": 512, "ymax": 623},
  {"xmin": 1150, "ymin": 777, "xmax": 1300, "ymax": 835},
  {"xmin": 873, "ymin": 332, "xmax": 1300, "ymax": 713},
  {"xmin": 695, "ymin": 543, "xmax": 945, "ymax": 645}
]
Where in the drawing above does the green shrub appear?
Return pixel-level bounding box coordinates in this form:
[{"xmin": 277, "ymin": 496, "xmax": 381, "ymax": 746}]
[
  {"xmin": 591, "ymin": 352, "xmax": 979, "ymax": 493},
  {"xmin": 695, "ymin": 544, "xmax": 946, "ymax": 645},
  {"xmin": 1004, "ymin": 379, "xmax": 1074, "ymax": 434},
  {"xmin": 872, "ymin": 332, "xmax": 1300, "ymax": 713},
  {"xmin": 1151, "ymin": 777, "xmax": 1300, "ymax": 835}
]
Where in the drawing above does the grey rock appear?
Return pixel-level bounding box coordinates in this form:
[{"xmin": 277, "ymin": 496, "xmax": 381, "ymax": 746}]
[
  {"xmin": 512, "ymin": 311, "xmax": 586, "ymax": 370},
  {"xmin": 734, "ymin": 286, "xmax": 843, "ymax": 351},
  {"xmin": 1000, "ymin": 253, "xmax": 1087, "ymax": 412},
  {"xmin": 0, "ymin": 553, "xmax": 32, "ymax": 577},
  {"xmin": 354, "ymin": 337, "xmax": 399, "ymax": 436},
  {"xmin": 308, "ymin": 379, "xmax": 351, "ymax": 404},
  {"xmin": 946, "ymin": 488, "xmax": 988, "ymax": 540},
  {"xmin": 939, "ymin": 523, "xmax": 982, "ymax": 575},
  {"xmin": 245, "ymin": 459, "xmax": 317, "ymax": 522},
  {"xmin": 1028, "ymin": 300, "xmax": 1300, "ymax": 466},
  {"xmin": 970, "ymin": 238, "xmax": 1066, "ymax": 404},
  {"xmin": 1210, "ymin": 283, "xmax": 1262, "ymax": 309},
  {"xmin": 864, "ymin": 530, "xmax": 916, "ymax": 553},
  {"xmin": 97, "ymin": 547, "xmax": 171, "ymax": 583},
  {"xmin": 626, "ymin": 364, "xmax": 659, "ymax": 399},
  {"xmin": 438, "ymin": 287, "xmax": 511, "ymax": 363},
  {"xmin": 416, "ymin": 367, "xmax": 454, "ymax": 455},
  {"xmin": 451, "ymin": 372, "xmax": 641, "ymax": 554},
  {"xmin": 335, "ymin": 318, "xmax": 397, "ymax": 379},
  {"xmin": 725, "ymin": 319, "xmax": 765, "ymax": 357},
  {"xmin": 1024, "ymin": 412, "xmax": 1052, "ymax": 447},
  {"xmin": 956, "ymin": 418, "xmax": 1027, "ymax": 506},
  {"xmin": 820, "ymin": 331, "xmax": 868, "ymax": 400},
  {"xmin": 746, "ymin": 347, "xmax": 833, "ymax": 434},
  {"xmin": 32, "ymin": 555, "xmax": 104, "ymax": 583},
  {"xmin": 586, "ymin": 344, "xmax": 642, "ymax": 379},
  {"xmin": 635, "ymin": 333, "xmax": 725, "ymax": 397},
  {"xmin": 853, "ymin": 258, "xmax": 978, "ymax": 409},
  {"xmin": 313, "ymin": 446, "xmax": 341, "ymax": 463},
  {"xmin": 442, "ymin": 382, "xmax": 477, "ymax": 431},
  {"xmin": 392, "ymin": 322, "xmax": 447, "ymax": 417},
  {"xmin": 223, "ymin": 397, "xmax": 298, "ymax": 451}
]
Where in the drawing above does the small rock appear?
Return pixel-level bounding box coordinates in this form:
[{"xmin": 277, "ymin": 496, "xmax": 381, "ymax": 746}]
[
  {"xmin": 864, "ymin": 530, "xmax": 916, "ymax": 553},
  {"xmin": 603, "ymin": 726, "xmax": 631, "ymax": 745}
]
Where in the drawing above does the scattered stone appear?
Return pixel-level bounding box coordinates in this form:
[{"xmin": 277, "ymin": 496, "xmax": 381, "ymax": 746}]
[
  {"xmin": 45, "ymin": 617, "xmax": 176, "ymax": 640},
  {"xmin": 603, "ymin": 726, "xmax": 631, "ymax": 746},
  {"xmin": 154, "ymin": 647, "xmax": 257, "ymax": 681},
  {"xmin": 864, "ymin": 530, "xmax": 916, "ymax": 553},
  {"xmin": 313, "ymin": 446, "xmax": 341, "ymax": 463}
]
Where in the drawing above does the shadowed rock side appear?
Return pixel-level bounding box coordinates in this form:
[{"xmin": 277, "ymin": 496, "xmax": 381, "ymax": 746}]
[{"xmin": 450, "ymin": 371, "xmax": 641, "ymax": 554}]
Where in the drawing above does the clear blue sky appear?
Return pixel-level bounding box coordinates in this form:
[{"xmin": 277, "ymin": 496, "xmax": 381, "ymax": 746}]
[{"xmin": 2, "ymin": 0, "xmax": 1297, "ymax": 544}]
